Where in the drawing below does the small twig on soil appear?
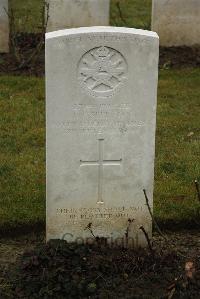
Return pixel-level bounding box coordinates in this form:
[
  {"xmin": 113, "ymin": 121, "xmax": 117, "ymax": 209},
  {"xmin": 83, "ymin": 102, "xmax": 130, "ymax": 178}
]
[
  {"xmin": 93, "ymin": 273, "xmax": 107, "ymax": 284},
  {"xmin": 139, "ymin": 226, "xmax": 154, "ymax": 256},
  {"xmin": 168, "ymin": 287, "xmax": 176, "ymax": 299},
  {"xmin": 195, "ymin": 179, "xmax": 200, "ymax": 203},
  {"xmin": 131, "ymin": 264, "xmax": 155, "ymax": 283},
  {"xmin": 0, "ymin": 283, "xmax": 13, "ymax": 289},
  {"xmin": 143, "ymin": 189, "xmax": 167, "ymax": 241},
  {"xmin": 41, "ymin": 268, "xmax": 46, "ymax": 280},
  {"xmin": 84, "ymin": 222, "xmax": 96, "ymax": 239},
  {"xmin": 125, "ymin": 218, "xmax": 134, "ymax": 247}
]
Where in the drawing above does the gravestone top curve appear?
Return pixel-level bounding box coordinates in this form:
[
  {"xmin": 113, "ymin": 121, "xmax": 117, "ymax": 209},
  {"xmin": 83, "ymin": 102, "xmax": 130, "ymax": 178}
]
[{"xmin": 46, "ymin": 26, "xmax": 158, "ymax": 39}]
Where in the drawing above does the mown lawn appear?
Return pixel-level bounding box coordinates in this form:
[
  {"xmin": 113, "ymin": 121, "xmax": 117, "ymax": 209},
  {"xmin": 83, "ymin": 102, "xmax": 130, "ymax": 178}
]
[
  {"xmin": 0, "ymin": 69, "xmax": 199, "ymax": 233},
  {"xmin": 0, "ymin": 77, "xmax": 45, "ymax": 232},
  {"xmin": 1, "ymin": 0, "xmax": 199, "ymax": 233},
  {"xmin": 155, "ymin": 68, "xmax": 200, "ymax": 227}
]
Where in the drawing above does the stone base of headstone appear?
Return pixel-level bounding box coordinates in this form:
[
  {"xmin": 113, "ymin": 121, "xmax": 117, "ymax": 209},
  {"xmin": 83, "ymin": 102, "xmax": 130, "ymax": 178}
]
[
  {"xmin": 46, "ymin": 0, "xmax": 110, "ymax": 32},
  {"xmin": 152, "ymin": 0, "xmax": 200, "ymax": 46},
  {"xmin": 0, "ymin": 0, "xmax": 9, "ymax": 53}
]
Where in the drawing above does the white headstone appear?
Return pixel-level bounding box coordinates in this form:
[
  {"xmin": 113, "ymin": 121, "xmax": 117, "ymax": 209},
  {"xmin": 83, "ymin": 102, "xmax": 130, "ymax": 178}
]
[
  {"xmin": 152, "ymin": 0, "xmax": 200, "ymax": 46},
  {"xmin": 46, "ymin": 27, "xmax": 159, "ymax": 247},
  {"xmin": 0, "ymin": 0, "xmax": 9, "ymax": 53},
  {"xmin": 46, "ymin": 0, "xmax": 110, "ymax": 32}
]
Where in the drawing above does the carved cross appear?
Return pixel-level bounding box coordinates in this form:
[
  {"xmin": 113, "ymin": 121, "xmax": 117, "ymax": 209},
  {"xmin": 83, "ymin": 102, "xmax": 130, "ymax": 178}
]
[{"xmin": 80, "ymin": 139, "xmax": 122, "ymax": 204}]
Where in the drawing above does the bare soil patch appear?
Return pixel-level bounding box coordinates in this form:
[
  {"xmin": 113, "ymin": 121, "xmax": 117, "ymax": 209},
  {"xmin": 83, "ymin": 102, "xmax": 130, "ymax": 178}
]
[
  {"xmin": 159, "ymin": 46, "xmax": 200, "ymax": 69},
  {"xmin": 0, "ymin": 231, "xmax": 199, "ymax": 298}
]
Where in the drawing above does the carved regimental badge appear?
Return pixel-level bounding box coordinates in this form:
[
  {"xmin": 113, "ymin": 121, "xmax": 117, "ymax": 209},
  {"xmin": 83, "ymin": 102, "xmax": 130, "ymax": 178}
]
[{"xmin": 78, "ymin": 46, "xmax": 128, "ymax": 98}]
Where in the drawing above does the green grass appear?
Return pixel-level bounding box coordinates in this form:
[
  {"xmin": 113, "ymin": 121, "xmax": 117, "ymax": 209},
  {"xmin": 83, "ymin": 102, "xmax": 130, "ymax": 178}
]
[
  {"xmin": 155, "ymin": 68, "xmax": 200, "ymax": 227},
  {"xmin": 0, "ymin": 76, "xmax": 45, "ymax": 232},
  {"xmin": 10, "ymin": 0, "xmax": 152, "ymax": 32},
  {"xmin": 0, "ymin": 69, "xmax": 200, "ymax": 232},
  {"xmin": 110, "ymin": 0, "xmax": 152, "ymax": 29},
  {"xmin": 10, "ymin": 0, "xmax": 44, "ymax": 33},
  {"xmin": 2, "ymin": 0, "xmax": 200, "ymax": 232}
]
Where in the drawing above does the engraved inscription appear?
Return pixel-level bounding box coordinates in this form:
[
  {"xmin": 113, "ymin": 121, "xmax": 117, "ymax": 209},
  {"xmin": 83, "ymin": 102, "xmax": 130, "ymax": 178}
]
[
  {"xmin": 78, "ymin": 46, "xmax": 128, "ymax": 97},
  {"xmin": 56, "ymin": 206, "xmax": 144, "ymax": 224},
  {"xmin": 64, "ymin": 34, "xmax": 153, "ymax": 46},
  {"xmin": 53, "ymin": 104, "xmax": 145, "ymax": 134}
]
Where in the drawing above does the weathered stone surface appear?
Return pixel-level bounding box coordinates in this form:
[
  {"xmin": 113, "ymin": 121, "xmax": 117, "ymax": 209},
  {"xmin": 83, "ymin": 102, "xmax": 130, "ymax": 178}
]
[
  {"xmin": 152, "ymin": 0, "xmax": 200, "ymax": 46},
  {"xmin": 46, "ymin": 27, "xmax": 159, "ymax": 247},
  {"xmin": 46, "ymin": 0, "xmax": 110, "ymax": 32},
  {"xmin": 0, "ymin": 0, "xmax": 9, "ymax": 53}
]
